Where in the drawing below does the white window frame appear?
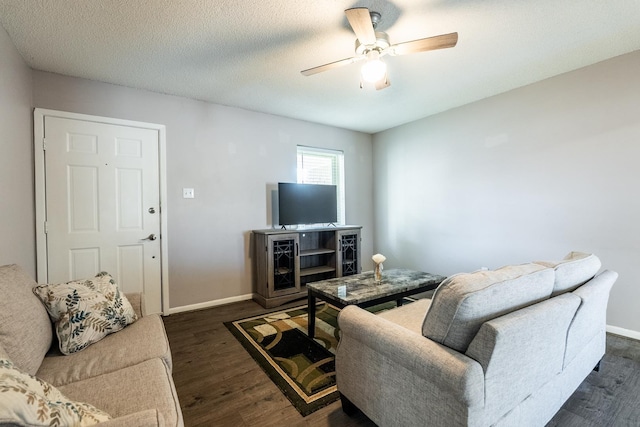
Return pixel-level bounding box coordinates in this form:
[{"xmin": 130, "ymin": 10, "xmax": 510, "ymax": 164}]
[{"xmin": 297, "ymin": 146, "xmax": 346, "ymax": 224}]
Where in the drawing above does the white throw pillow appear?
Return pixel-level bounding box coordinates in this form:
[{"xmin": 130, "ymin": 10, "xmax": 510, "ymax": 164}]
[
  {"xmin": 0, "ymin": 358, "xmax": 111, "ymax": 426},
  {"xmin": 33, "ymin": 272, "xmax": 138, "ymax": 355}
]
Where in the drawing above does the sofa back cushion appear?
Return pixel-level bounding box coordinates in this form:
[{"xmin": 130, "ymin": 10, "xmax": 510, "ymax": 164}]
[
  {"xmin": 535, "ymin": 251, "xmax": 601, "ymax": 296},
  {"xmin": 0, "ymin": 264, "xmax": 52, "ymax": 375},
  {"xmin": 0, "ymin": 343, "xmax": 8, "ymax": 359},
  {"xmin": 422, "ymin": 263, "xmax": 554, "ymax": 352}
]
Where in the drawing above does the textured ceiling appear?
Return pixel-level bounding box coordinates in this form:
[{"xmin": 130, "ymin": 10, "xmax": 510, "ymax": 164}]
[{"xmin": 1, "ymin": 0, "xmax": 639, "ymax": 133}]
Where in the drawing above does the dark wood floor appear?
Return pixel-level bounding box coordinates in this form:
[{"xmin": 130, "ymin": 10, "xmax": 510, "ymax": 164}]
[
  {"xmin": 163, "ymin": 299, "xmax": 640, "ymax": 427},
  {"xmin": 547, "ymin": 333, "xmax": 640, "ymax": 426},
  {"xmin": 163, "ymin": 298, "xmax": 374, "ymax": 427}
]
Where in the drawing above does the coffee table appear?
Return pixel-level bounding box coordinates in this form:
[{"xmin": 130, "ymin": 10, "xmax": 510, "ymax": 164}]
[{"xmin": 306, "ymin": 268, "xmax": 445, "ymax": 338}]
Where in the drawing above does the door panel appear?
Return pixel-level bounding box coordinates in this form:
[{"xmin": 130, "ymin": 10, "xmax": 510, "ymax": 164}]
[
  {"xmin": 117, "ymin": 245, "xmax": 144, "ymax": 291},
  {"xmin": 116, "ymin": 168, "xmax": 143, "ymax": 229},
  {"xmin": 68, "ymin": 166, "xmax": 99, "ymax": 232},
  {"xmin": 44, "ymin": 116, "xmax": 162, "ymax": 314},
  {"xmin": 69, "ymin": 247, "xmax": 100, "ymax": 279}
]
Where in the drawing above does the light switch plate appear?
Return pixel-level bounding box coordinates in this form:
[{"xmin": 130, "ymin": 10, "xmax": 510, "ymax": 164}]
[{"xmin": 183, "ymin": 188, "xmax": 195, "ymax": 199}]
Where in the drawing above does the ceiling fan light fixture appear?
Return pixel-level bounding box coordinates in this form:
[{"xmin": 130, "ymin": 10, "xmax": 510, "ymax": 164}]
[
  {"xmin": 300, "ymin": 7, "xmax": 457, "ymax": 91},
  {"xmin": 361, "ymin": 50, "xmax": 387, "ymax": 83}
]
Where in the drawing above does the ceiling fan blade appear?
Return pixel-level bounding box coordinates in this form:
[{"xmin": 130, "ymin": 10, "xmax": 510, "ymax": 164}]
[
  {"xmin": 345, "ymin": 8, "xmax": 376, "ymax": 45},
  {"xmin": 390, "ymin": 32, "xmax": 458, "ymax": 56},
  {"xmin": 301, "ymin": 57, "xmax": 359, "ymax": 76},
  {"xmin": 375, "ymin": 73, "xmax": 391, "ymax": 90}
]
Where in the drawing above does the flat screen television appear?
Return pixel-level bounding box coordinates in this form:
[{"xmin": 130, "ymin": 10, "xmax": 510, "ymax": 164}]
[{"xmin": 278, "ymin": 182, "xmax": 337, "ymax": 226}]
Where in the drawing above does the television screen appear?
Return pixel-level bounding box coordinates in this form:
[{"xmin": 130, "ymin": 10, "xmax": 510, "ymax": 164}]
[{"xmin": 278, "ymin": 183, "xmax": 337, "ymax": 226}]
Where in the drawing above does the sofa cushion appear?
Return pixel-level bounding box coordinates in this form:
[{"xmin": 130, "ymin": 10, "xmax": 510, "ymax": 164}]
[
  {"xmin": 37, "ymin": 314, "xmax": 171, "ymax": 387},
  {"xmin": 125, "ymin": 292, "xmax": 145, "ymax": 318},
  {"xmin": 33, "ymin": 272, "xmax": 138, "ymax": 355},
  {"xmin": 0, "ymin": 264, "xmax": 52, "ymax": 375},
  {"xmin": 0, "ymin": 358, "xmax": 111, "ymax": 426},
  {"xmin": 535, "ymin": 251, "xmax": 601, "ymax": 296},
  {"xmin": 378, "ymin": 298, "xmax": 432, "ymax": 334},
  {"xmin": 95, "ymin": 409, "xmax": 164, "ymax": 427},
  {"xmin": 58, "ymin": 358, "xmax": 183, "ymax": 427},
  {"xmin": 422, "ymin": 263, "xmax": 554, "ymax": 352}
]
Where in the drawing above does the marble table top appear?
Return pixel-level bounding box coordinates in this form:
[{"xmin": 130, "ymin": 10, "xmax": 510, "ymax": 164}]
[{"xmin": 307, "ymin": 268, "xmax": 446, "ymax": 305}]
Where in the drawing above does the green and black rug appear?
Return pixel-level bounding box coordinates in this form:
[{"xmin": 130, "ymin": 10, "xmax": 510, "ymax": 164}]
[{"xmin": 224, "ymin": 300, "xmax": 412, "ymax": 416}]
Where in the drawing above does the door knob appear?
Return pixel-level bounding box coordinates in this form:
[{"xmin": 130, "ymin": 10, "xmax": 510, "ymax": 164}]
[
  {"xmin": 142, "ymin": 234, "xmax": 157, "ymax": 241},
  {"xmin": 148, "ymin": 207, "xmax": 156, "ymax": 214}
]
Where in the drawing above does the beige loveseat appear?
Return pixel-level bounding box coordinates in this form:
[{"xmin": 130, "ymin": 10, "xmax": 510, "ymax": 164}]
[
  {"xmin": 336, "ymin": 252, "xmax": 616, "ymax": 427},
  {"xmin": 0, "ymin": 264, "xmax": 183, "ymax": 426}
]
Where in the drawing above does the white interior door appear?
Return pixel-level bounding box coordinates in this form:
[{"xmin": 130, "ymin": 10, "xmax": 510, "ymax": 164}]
[{"xmin": 42, "ymin": 115, "xmax": 163, "ymax": 314}]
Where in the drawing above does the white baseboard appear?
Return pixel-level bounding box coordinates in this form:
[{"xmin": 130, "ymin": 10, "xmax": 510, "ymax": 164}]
[
  {"xmin": 606, "ymin": 324, "xmax": 640, "ymax": 341},
  {"xmin": 166, "ymin": 293, "xmax": 254, "ymax": 315}
]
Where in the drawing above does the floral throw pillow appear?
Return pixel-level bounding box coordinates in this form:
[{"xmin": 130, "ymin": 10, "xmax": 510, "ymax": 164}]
[
  {"xmin": 33, "ymin": 272, "xmax": 138, "ymax": 355},
  {"xmin": 0, "ymin": 358, "xmax": 111, "ymax": 425}
]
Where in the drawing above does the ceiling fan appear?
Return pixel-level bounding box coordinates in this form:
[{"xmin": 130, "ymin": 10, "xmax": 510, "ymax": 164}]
[{"xmin": 301, "ymin": 8, "xmax": 458, "ymax": 90}]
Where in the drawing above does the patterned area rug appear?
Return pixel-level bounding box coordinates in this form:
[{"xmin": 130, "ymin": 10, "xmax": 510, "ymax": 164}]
[{"xmin": 224, "ymin": 300, "xmax": 409, "ymax": 416}]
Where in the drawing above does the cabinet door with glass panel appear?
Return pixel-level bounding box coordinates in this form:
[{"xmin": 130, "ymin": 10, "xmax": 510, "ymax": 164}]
[
  {"xmin": 266, "ymin": 233, "xmax": 300, "ymax": 297},
  {"xmin": 336, "ymin": 229, "xmax": 361, "ymax": 277}
]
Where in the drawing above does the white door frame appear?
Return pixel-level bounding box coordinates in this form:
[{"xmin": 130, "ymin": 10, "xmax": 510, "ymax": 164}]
[{"xmin": 34, "ymin": 108, "xmax": 170, "ymax": 314}]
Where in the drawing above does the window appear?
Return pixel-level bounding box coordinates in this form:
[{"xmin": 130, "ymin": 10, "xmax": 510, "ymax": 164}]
[{"xmin": 297, "ymin": 146, "xmax": 345, "ymax": 224}]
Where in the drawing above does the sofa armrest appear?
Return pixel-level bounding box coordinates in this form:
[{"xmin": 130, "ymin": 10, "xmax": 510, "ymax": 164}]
[
  {"xmin": 98, "ymin": 409, "xmax": 164, "ymax": 427},
  {"xmin": 465, "ymin": 293, "xmax": 581, "ymax": 423},
  {"xmin": 564, "ymin": 270, "xmax": 617, "ymax": 367},
  {"xmin": 337, "ymin": 305, "xmax": 484, "ymax": 405},
  {"xmin": 125, "ymin": 292, "xmax": 145, "ymax": 318}
]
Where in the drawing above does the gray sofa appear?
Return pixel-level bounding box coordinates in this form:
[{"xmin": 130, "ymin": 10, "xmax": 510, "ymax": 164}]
[
  {"xmin": 0, "ymin": 264, "xmax": 183, "ymax": 426},
  {"xmin": 336, "ymin": 252, "xmax": 616, "ymax": 426}
]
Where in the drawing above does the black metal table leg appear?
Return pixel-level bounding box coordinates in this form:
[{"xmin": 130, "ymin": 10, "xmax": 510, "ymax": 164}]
[{"xmin": 308, "ymin": 290, "xmax": 316, "ymax": 338}]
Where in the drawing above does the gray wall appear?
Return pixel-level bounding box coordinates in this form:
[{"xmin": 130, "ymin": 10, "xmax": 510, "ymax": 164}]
[
  {"xmin": 373, "ymin": 51, "xmax": 640, "ymax": 334},
  {"xmin": 0, "ymin": 25, "xmax": 34, "ymax": 274},
  {"xmin": 32, "ymin": 71, "xmax": 374, "ymax": 310}
]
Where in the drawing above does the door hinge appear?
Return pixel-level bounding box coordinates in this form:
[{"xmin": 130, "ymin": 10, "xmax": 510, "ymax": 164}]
[
  {"xmin": 44, "ymin": 221, "xmax": 48, "ymax": 234},
  {"xmin": 42, "ymin": 138, "xmax": 47, "ymax": 151}
]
